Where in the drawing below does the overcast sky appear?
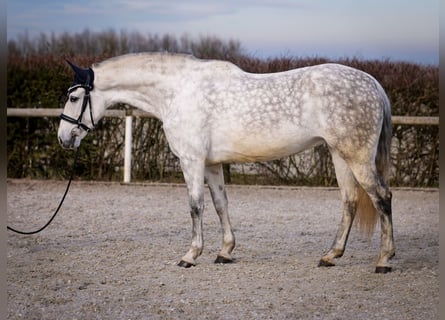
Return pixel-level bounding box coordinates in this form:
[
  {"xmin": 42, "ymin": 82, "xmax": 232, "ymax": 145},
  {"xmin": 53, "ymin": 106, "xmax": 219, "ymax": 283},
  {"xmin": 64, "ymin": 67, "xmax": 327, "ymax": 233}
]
[{"xmin": 7, "ymin": 0, "xmax": 439, "ymax": 64}]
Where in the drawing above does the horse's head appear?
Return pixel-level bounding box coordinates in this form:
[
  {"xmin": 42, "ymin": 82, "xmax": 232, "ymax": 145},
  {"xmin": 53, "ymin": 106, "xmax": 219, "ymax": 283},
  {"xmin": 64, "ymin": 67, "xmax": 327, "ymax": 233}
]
[{"xmin": 58, "ymin": 60, "xmax": 104, "ymax": 149}]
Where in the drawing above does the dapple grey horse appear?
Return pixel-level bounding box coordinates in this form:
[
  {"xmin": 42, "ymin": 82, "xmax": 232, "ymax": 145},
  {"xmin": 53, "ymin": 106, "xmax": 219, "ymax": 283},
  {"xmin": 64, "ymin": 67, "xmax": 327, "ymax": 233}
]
[{"xmin": 58, "ymin": 53, "xmax": 394, "ymax": 273}]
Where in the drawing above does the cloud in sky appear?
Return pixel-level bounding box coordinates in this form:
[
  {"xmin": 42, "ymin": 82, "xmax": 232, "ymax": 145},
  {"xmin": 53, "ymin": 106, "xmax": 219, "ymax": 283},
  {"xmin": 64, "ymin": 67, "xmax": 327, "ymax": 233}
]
[{"xmin": 7, "ymin": 0, "xmax": 438, "ymax": 64}]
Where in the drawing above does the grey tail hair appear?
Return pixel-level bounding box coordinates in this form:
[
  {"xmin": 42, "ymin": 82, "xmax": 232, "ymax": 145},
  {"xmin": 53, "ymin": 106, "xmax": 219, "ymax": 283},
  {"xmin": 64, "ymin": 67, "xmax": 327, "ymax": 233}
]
[{"xmin": 355, "ymin": 84, "xmax": 392, "ymax": 237}]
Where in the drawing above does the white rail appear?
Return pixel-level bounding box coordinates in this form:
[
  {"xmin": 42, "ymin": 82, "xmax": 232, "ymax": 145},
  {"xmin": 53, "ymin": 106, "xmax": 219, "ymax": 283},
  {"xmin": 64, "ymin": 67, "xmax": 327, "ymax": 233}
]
[{"xmin": 7, "ymin": 108, "xmax": 439, "ymax": 182}]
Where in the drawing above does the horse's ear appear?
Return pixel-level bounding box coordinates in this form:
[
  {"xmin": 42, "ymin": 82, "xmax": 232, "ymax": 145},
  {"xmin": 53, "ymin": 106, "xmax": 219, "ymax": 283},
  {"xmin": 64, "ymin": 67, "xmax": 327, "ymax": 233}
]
[{"xmin": 66, "ymin": 60, "xmax": 94, "ymax": 89}]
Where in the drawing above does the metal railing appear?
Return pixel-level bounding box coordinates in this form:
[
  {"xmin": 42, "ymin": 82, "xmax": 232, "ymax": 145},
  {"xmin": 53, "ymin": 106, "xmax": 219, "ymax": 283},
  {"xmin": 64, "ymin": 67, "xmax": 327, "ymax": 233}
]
[{"xmin": 7, "ymin": 108, "xmax": 439, "ymax": 183}]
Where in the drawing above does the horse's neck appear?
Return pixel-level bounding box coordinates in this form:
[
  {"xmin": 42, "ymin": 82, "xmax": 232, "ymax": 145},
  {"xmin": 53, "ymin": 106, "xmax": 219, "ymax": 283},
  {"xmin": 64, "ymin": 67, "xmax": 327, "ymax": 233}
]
[{"xmin": 94, "ymin": 56, "xmax": 188, "ymax": 120}]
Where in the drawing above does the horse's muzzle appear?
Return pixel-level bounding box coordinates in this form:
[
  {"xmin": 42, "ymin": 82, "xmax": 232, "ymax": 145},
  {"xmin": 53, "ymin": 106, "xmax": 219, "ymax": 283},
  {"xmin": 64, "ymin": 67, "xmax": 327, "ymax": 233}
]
[
  {"xmin": 58, "ymin": 128, "xmax": 83, "ymax": 149},
  {"xmin": 58, "ymin": 136, "xmax": 77, "ymax": 149}
]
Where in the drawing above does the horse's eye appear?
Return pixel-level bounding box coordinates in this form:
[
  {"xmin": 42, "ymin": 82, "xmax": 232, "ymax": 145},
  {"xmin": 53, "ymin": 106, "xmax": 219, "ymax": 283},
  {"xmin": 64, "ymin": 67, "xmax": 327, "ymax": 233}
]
[{"xmin": 70, "ymin": 96, "xmax": 79, "ymax": 103}]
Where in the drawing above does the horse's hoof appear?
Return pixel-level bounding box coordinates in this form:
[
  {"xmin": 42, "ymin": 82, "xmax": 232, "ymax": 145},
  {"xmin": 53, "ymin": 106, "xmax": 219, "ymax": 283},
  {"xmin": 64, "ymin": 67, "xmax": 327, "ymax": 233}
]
[
  {"xmin": 318, "ymin": 259, "xmax": 335, "ymax": 267},
  {"xmin": 177, "ymin": 260, "xmax": 195, "ymax": 268},
  {"xmin": 375, "ymin": 266, "xmax": 392, "ymax": 273},
  {"xmin": 214, "ymin": 255, "xmax": 233, "ymax": 264}
]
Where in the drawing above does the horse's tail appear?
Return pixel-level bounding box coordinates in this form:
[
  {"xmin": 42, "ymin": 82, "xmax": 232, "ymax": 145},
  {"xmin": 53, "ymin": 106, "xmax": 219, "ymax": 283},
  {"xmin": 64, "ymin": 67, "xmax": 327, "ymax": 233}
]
[{"xmin": 355, "ymin": 83, "xmax": 392, "ymax": 237}]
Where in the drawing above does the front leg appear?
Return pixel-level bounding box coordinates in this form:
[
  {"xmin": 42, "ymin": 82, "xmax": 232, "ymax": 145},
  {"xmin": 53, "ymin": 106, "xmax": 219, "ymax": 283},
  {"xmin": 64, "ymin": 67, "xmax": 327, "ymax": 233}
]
[
  {"xmin": 178, "ymin": 158, "xmax": 206, "ymax": 268},
  {"xmin": 205, "ymin": 164, "xmax": 235, "ymax": 264}
]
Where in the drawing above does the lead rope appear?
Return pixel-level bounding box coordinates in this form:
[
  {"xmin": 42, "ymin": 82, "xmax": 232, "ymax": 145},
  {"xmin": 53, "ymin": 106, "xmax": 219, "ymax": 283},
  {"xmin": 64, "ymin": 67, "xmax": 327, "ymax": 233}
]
[{"xmin": 7, "ymin": 148, "xmax": 80, "ymax": 235}]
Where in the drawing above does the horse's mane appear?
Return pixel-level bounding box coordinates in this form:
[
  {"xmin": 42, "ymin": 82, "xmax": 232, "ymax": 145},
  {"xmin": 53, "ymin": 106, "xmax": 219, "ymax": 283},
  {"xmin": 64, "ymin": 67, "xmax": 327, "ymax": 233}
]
[
  {"xmin": 93, "ymin": 52, "xmax": 202, "ymax": 69},
  {"xmin": 92, "ymin": 52, "xmax": 243, "ymax": 76}
]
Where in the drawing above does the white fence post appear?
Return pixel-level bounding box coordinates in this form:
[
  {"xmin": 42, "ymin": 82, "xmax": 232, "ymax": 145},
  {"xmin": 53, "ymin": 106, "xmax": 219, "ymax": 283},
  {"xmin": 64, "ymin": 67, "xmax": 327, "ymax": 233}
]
[{"xmin": 124, "ymin": 115, "xmax": 133, "ymax": 183}]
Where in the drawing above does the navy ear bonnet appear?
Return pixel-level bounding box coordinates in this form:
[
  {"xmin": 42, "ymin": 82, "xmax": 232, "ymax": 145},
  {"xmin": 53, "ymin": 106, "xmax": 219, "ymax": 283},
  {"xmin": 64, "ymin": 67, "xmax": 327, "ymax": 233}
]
[{"xmin": 66, "ymin": 60, "xmax": 95, "ymax": 90}]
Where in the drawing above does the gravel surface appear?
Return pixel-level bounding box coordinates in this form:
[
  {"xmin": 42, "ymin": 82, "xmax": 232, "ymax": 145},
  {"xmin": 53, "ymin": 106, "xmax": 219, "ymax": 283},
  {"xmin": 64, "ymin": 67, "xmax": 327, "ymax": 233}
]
[{"xmin": 7, "ymin": 179, "xmax": 438, "ymax": 319}]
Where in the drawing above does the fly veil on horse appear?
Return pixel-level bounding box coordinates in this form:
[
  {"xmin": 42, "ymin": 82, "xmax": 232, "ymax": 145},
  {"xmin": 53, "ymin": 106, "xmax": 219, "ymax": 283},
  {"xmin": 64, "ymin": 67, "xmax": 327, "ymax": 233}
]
[{"xmin": 58, "ymin": 53, "xmax": 394, "ymax": 273}]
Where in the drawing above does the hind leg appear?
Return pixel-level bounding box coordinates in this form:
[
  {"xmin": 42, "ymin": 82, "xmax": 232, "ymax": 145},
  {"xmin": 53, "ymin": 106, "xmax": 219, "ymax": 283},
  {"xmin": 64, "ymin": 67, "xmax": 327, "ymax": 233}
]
[
  {"xmin": 319, "ymin": 152, "xmax": 359, "ymax": 267},
  {"xmin": 349, "ymin": 163, "xmax": 395, "ymax": 273},
  {"xmin": 205, "ymin": 164, "xmax": 236, "ymax": 264}
]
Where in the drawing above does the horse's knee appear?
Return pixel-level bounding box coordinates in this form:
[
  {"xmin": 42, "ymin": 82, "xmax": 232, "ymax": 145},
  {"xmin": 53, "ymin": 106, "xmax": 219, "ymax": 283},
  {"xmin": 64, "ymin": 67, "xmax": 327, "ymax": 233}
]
[
  {"xmin": 190, "ymin": 204, "xmax": 200, "ymax": 217},
  {"xmin": 189, "ymin": 195, "xmax": 204, "ymax": 216}
]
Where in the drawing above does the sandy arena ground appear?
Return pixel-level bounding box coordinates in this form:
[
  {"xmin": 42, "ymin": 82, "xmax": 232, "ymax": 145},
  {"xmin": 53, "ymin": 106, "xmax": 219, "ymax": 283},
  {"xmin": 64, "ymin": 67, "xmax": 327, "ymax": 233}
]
[{"xmin": 7, "ymin": 179, "xmax": 438, "ymax": 319}]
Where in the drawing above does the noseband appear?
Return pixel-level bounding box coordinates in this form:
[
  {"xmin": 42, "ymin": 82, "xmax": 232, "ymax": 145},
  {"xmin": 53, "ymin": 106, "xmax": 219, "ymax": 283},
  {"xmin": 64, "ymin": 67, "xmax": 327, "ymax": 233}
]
[{"xmin": 60, "ymin": 84, "xmax": 95, "ymax": 132}]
